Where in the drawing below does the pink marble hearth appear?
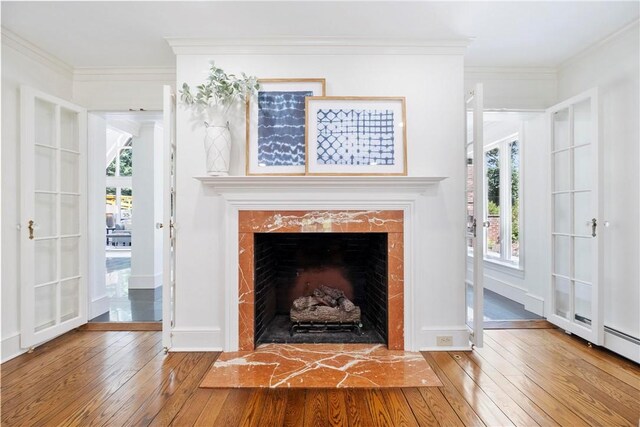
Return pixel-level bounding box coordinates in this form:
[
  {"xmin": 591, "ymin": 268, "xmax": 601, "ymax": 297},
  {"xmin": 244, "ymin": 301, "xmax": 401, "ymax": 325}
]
[
  {"xmin": 238, "ymin": 210, "xmax": 405, "ymax": 351},
  {"xmin": 200, "ymin": 344, "xmax": 441, "ymax": 388}
]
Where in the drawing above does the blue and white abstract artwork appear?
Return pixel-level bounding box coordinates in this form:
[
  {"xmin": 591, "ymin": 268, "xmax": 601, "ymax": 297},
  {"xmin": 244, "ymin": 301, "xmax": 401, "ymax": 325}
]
[
  {"xmin": 316, "ymin": 109, "xmax": 395, "ymax": 165},
  {"xmin": 257, "ymin": 91, "xmax": 312, "ymax": 166}
]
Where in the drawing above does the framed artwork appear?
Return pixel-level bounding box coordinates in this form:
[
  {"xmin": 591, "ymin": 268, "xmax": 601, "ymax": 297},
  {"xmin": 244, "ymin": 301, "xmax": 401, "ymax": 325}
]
[
  {"xmin": 305, "ymin": 97, "xmax": 407, "ymax": 175},
  {"xmin": 246, "ymin": 78, "xmax": 326, "ymax": 175}
]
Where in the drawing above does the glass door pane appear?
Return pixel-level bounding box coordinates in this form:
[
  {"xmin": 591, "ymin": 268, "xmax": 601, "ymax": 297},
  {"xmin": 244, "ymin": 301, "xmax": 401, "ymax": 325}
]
[
  {"xmin": 35, "ymin": 239, "xmax": 57, "ymax": 285},
  {"xmin": 35, "ymin": 99, "xmax": 56, "ymax": 147},
  {"xmin": 35, "ymin": 146, "xmax": 57, "ymax": 191},
  {"xmin": 553, "ymin": 108, "xmax": 570, "ymax": 151},
  {"xmin": 60, "ymin": 107, "xmax": 79, "ymax": 151},
  {"xmin": 35, "ymin": 283, "xmax": 57, "ymax": 332}
]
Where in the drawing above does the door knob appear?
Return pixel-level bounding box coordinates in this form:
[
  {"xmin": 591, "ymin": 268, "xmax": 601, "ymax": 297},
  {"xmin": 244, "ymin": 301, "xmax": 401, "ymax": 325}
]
[
  {"xmin": 28, "ymin": 220, "xmax": 34, "ymax": 240},
  {"xmin": 591, "ymin": 218, "xmax": 597, "ymax": 237}
]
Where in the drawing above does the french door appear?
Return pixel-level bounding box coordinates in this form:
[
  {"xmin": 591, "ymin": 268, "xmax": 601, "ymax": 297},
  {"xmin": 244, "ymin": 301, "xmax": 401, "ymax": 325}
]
[
  {"xmin": 20, "ymin": 86, "xmax": 88, "ymax": 348},
  {"xmin": 162, "ymin": 85, "xmax": 177, "ymax": 350},
  {"xmin": 465, "ymin": 83, "xmax": 485, "ymax": 347},
  {"xmin": 547, "ymin": 88, "xmax": 603, "ymax": 345}
]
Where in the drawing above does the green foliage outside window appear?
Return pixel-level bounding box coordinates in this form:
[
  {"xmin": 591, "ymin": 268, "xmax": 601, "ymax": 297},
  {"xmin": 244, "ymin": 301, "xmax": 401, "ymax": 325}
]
[
  {"xmin": 106, "ymin": 158, "xmax": 116, "ymax": 176},
  {"xmin": 106, "ymin": 140, "xmax": 133, "ymax": 177},
  {"xmin": 487, "ymin": 141, "xmax": 520, "ymax": 247},
  {"xmin": 486, "ymin": 148, "xmax": 500, "ymax": 207},
  {"xmin": 119, "ymin": 148, "xmax": 133, "ymax": 177},
  {"xmin": 488, "ymin": 200, "xmax": 500, "ymax": 215},
  {"xmin": 511, "ymin": 142, "xmax": 520, "ymax": 243}
]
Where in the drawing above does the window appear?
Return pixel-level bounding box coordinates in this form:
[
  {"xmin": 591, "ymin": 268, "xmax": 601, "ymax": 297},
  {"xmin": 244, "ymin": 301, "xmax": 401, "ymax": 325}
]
[
  {"xmin": 105, "ymin": 137, "xmax": 133, "ymax": 229},
  {"xmin": 106, "ymin": 138, "xmax": 132, "ymax": 177},
  {"xmin": 105, "ymin": 186, "xmax": 133, "ymax": 227},
  {"xmin": 485, "ymin": 147, "xmax": 501, "ymax": 257},
  {"xmin": 484, "ymin": 135, "xmax": 521, "ymax": 266}
]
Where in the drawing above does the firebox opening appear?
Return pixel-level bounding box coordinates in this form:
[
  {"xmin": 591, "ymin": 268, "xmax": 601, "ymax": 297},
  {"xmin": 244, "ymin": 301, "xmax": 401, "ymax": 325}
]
[{"xmin": 254, "ymin": 233, "xmax": 388, "ymax": 345}]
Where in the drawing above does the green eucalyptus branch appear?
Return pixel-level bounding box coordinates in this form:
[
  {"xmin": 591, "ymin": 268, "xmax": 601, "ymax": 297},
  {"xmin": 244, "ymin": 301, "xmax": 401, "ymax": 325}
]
[{"xmin": 180, "ymin": 63, "xmax": 260, "ymax": 113}]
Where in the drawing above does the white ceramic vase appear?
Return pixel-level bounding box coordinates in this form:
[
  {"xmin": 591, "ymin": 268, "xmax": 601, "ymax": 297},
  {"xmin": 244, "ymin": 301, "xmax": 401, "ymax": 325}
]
[{"xmin": 204, "ymin": 122, "xmax": 231, "ymax": 176}]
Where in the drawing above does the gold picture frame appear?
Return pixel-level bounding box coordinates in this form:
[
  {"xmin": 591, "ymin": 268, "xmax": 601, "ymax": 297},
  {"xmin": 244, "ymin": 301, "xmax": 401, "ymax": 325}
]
[
  {"xmin": 305, "ymin": 96, "xmax": 408, "ymax": 176},
  {"xmin": 245, "ymin": 78, "xmax": 326, "ymax": 176}
]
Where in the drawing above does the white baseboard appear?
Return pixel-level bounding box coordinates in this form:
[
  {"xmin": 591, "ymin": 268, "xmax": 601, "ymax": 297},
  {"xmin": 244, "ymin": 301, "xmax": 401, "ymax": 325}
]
[
  {"xmin": 1, "ymin": 333, "xmax": 26, "ymax": 363},
  {"xmin": 169, "ymin": 327, "xmax": 223, "ymax": 351},
  {"xmin": 484, "ymin": 275, "xmax": 545, "ymax": 316},
  {"xmin": 524, "ymin": 293, "xmax": 544, "ymax": 316},
  {"xmin": 89, "ymin": 295, "xmax": 110, "ymax": 319},
  {"xmin": 604, "ymin": 330, "xmax": 640, "ymax": 363},
  {"xmin": 417, "ymin": 326, "xmax": 471, "ymax": 351},
  {"xmin": 128, "ymin": 273, "xmax": 162, "ymax": 289}
]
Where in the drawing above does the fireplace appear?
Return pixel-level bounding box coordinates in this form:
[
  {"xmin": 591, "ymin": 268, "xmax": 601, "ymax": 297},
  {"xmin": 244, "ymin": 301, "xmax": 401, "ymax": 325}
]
[
  {"xmin": 238, "ymin": 210, "xmax": 404, "ymax": 350},
  {"xmin": 254, "ymin": 233, "xmax": 388, "ymax": 345}
]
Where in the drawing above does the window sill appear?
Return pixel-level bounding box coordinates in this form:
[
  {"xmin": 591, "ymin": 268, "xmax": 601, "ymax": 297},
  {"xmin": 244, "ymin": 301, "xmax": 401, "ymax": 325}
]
[
  {"xmin": 484, "ymin": 258, "xmax": 524, "ymax": 278},
  {"xmin": 466, "ymin": 253, "xmax": 524, "ymax": 278}
]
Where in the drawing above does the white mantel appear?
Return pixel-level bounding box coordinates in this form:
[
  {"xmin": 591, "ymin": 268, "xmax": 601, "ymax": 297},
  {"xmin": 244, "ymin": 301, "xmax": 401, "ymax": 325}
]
[{"xmin": 194, "ymin": 176, "xmax": 446, "ymax": 196}]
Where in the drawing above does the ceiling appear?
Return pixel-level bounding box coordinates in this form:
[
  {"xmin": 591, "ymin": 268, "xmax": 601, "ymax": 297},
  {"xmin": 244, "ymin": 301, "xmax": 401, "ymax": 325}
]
[{"xmin": 2, "ymin": 1, "xmax": 638, "ymax": 68}]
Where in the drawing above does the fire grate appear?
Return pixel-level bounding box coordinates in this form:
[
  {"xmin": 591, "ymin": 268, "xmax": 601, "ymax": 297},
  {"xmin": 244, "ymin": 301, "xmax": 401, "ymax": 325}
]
[{"xmin": 290, "ymin": 321, "xmax": 364, "ymax": 336}]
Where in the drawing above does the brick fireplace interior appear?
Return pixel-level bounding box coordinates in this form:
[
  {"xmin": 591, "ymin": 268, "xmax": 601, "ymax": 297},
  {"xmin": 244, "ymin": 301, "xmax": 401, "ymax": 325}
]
[
  {"xmin": 254, "ymin": 232, "xmax": 389, "ymax": 345},
  {"xmin": 238, "ymin": 210, "xmax": 404, "ymax": 351}
]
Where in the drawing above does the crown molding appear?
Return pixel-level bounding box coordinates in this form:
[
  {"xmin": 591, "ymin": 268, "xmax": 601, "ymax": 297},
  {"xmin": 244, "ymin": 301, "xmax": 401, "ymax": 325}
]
[
  {"xmin": 166, "ymin": 36, "xmax": 471, "ymax": 56},
  {"xmin": 74, "ymin": 66, "xmax": 176, "ymax": 82},
  {"xmin": 558, "ymin": 19, "xmax": 639, "ymax": 71},
  {"xmin": 465, "ymin": 66, "xmax": 557, "ymax": 80},
  {"xmin": 1, "ymin": 27, "xmax": 74, "ymax": 77}
]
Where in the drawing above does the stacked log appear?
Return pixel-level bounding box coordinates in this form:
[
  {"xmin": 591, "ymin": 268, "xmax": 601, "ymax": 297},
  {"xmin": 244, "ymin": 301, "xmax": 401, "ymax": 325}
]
[{"xmin": 290, "ymin": 285, "xmax": 360, "ymax": 323}]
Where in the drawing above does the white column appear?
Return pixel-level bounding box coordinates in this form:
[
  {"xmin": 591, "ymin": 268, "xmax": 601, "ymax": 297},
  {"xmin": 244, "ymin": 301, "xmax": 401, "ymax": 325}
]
[{"xmin": 129, "ymin": 122, "xmax": 163, "ymax": 289}]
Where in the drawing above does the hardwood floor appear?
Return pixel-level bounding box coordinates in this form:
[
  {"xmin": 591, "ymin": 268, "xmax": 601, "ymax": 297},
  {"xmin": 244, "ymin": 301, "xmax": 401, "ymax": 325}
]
[{"xmin": 1, "ymin": 329, "xmax": 638, "ymax": 426}]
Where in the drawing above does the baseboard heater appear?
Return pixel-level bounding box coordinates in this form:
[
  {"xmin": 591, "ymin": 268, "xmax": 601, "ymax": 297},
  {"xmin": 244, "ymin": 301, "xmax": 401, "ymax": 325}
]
[{"xmin": 574, "ymin": 314, "xmax": 640, "ymax": 345}]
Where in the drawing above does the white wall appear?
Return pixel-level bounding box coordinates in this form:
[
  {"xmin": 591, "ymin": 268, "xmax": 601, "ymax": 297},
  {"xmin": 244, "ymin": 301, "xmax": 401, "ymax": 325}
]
[
  {"xmin": 73, "ymin": 68, "xmax": 174, "ymax": 111},
  {"xmin": 173, "ymin": 45, "xmax": 467, "ymax": 351},
  {"xmin": 130, "ymin": 122, "xmax": 163, "ymax": 289},
  {"xmin": 1, "ymin": 32, "xmax": 74, "ymax": 361},
  {"xmin": 465, "ymin": 67, "xmax": 557, "ymax": 110},
  {"xmin": 557, "ymin": 22, "xmax": 639, "ymax": 349}
]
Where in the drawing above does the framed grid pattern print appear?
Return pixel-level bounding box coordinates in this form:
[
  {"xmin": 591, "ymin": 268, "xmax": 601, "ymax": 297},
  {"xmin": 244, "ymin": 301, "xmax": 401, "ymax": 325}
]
[
  {"xmin": 305, "ymin": 96, "xmax": 407, "ymax": 175},
  {"xmin": 246, "ymin": 78, "xmax": 326, "ymax": 175}
]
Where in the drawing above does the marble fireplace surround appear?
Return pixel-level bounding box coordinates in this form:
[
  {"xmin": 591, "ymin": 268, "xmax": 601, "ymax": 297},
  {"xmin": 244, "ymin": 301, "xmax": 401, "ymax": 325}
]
[
  {"xmin": 239, "ymin": 210, "xmax": 404, "ymax": 351},
  {"xmin": 199, "ymin": 176, "xmax": 446, "ymax": 351}
]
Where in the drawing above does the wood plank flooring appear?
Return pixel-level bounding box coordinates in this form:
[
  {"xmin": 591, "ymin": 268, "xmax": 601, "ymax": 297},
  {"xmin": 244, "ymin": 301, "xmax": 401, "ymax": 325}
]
[{"xmin": 1, "ymin": 328, "xmax": 638, "ymax": 426}]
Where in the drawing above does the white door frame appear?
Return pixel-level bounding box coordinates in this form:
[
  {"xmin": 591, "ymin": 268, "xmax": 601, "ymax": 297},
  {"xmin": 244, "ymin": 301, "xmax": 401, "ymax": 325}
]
[{"xmin": 85, "ymin": 110, "xmax": 164, "ymax": 324}]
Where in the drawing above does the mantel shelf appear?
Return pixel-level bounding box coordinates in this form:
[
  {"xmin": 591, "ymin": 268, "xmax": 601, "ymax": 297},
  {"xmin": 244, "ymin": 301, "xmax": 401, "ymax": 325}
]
[{"xmin": 194, "ymin": 175, "xmax": 446, "ymax": 194}]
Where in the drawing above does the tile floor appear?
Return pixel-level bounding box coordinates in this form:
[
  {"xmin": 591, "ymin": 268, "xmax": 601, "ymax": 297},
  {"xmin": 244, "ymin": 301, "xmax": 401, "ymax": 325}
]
[
  {"xmin": 467, "ymin": 284, "xmax": 543, "ymax": 322},
  {"xmin": 90, "ymin": 249, "xmax": 162, "ymax": 322}
]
